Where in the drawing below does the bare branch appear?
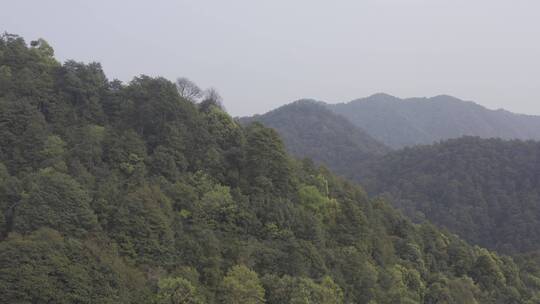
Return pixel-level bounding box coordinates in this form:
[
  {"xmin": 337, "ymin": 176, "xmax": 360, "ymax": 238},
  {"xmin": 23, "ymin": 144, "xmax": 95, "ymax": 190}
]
[{"xmin": 175, "ymin": 77, "xmax": 202, "ymax": 102}]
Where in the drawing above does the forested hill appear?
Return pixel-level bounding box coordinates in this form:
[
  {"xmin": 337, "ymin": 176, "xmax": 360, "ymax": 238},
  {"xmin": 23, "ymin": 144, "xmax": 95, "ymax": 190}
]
[
  {"xmin": 239, "ymin": 100, "xmax": 389, "ymax": 178},
  {"xmin": 2, "ymin": 34, "xmax": 540, "ymax": 303},
  {"xmin": 328, "ymin": 93, "xmax": 540, "ymax": 149},
  {"xmin": 357, "ymin": 136, "xmax": 540, "ymax": 255},
  {"xmin": 240, "ymin": 98, "xmax": 540, "ymax": 256}
]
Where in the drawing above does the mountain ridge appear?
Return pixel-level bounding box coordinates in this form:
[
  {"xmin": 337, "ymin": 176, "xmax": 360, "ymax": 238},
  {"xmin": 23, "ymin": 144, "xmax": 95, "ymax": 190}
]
[{"xmin": 327, "ymin": 93, "xmax": 540, "ymax": 148}]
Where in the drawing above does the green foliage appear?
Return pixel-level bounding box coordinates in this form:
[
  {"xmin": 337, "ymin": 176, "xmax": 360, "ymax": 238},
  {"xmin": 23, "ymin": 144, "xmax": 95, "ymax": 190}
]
[
  {"xmin": 108, "ymin": 185, "xmax": 174, "ymax": 265},
  {"xmin": 244, "ymin": 123, "xmax": 292, "ymax": 195},
  {"xmin": 0, "ymin": 97, "xmax": 48, "ymax": 172},
  {"xmin": 298, "ymin": 184, "xmax": 339, "ymax": 223},
  {"xmin": 40, "ymin": 135, "xmax": 68, "ymax": 170},
  {"xmin": 195, "ymin": 184, "xmax": 237, "ymax": 229},
  {"xmin": 221, "ymin": 265, "xmax": 265, "ymax": 304},
  {"xmin": 12, "ymin": 169, "xmax": 98, "ymax": 237},
  {"xmin": 290, "ymin": 276, "xmax": 343, "ymax": 304},
  {"xmin": 424, "ymin": 276, "xmax": 481, "ymax": 304},
  {"xmin": 157, "ymin": 277, "xmax": 205, "ymax": 304},
  {"xmin": 246, "ymin": 99, "xmax": 540, "ymax": 256},
  {"xmin": 360, "ymin": 137, "xmax": 540, "ymax": 254},
  {"xmin": 0, "ymin": 228, "xmax": 150, "ymax": 303},
  {"xmin": 1, "ymin": 33, "xmax": 539, "ymax": 304},
  {"xmin": 470, "ymin": 251, "xmax": 506, "ymax": 290},
  {"xmin": 262, "ymin": 275, "xmax": 343, "ymax": 304}
]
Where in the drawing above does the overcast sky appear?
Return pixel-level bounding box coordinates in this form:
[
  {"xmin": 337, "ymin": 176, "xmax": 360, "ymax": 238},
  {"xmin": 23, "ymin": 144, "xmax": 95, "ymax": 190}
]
[{"xmin": 2, "ymin": 0, "xmax": 539, "ymax": 116}]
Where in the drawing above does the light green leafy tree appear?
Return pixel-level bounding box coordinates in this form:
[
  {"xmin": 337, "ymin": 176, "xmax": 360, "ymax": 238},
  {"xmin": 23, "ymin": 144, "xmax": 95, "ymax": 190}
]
[
  {"xmin": 291, "ymin": 276, "xmax": 344, "ymax": 304},
  {"xmin": 221, "ymin": 265, "xmax": 265, "ymax": 304},
  {"xmin": 157, "ymin": 277, "xmax": 205, "ymax": 304}
]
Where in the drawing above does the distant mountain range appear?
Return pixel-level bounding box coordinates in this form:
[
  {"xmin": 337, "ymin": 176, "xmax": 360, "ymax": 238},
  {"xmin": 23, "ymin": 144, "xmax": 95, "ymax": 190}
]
[
  {"xmin": 328, "ymin": 93, "xmax": 540, "ymax": 149},
  {"xmin": 241, "ymin": 93, "xmax": 540, "ymax": 178}
]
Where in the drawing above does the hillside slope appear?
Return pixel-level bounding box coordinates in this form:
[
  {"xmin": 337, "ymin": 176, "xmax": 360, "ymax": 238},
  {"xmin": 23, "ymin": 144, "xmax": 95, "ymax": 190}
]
[
  {"xmin": 246, "ymin": 98, "xmax": 540, "ymax": 256},
  {"xmin": 329, "ymin": 93, "xmax": 540, "ymax": 149},
  {"xmin": 359, "ymin": 137, "xmax": 540, "ymax": 254},
  {"xmin": 239, "ymin": 100, "xmax": 389, "ymax": 178},
  {"xmin": 1, "ymin": 34, "xmax": 540, "ymax": 303}
]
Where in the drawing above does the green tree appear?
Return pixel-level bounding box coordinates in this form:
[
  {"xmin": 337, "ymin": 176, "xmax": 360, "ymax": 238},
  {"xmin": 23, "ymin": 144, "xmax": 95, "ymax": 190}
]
[
  {"xmin": 195, "ymin": 184, "xmax": 237, "ymax": 229},
  {"xmin": 40, "ymin": 134, "xmax": 67, "ymax": 171},
  {"xmin": 221, "ymin": 265, "xmax": 265, "ymax": 304},
  {"xmin": 290, "ymin": 276, "xmax": 344, "ymax": 304},
  {"xmin": 263, "ymin": 275, "xmax": 343, "ymax": 304},
  {"xmin": 157, "ymin": 277, "xmax": 205, "ymax": 304},
  {"xmin": 244, "ymin": 123, "xmax": 292, "ymax": 195},
  {"xmin": 0, "ymin": 98, "xmax": 48, "ymax": 172},
  {"xmin": 108, "ymin": 184, "xmax": 174, "ymax": 265},
  {"xmin": 12, "ymin": 169, "xmax": 98, "ymax": 237},
  {"xmin": 470, "ymin": 251, "xmax": 505, "ymax": 289},
  {"xmin": 0, "ymin": 228, "xmax": 150, "ymax": 304},
  {"xmin": 298, "ymin": 184, "xmax": 339, "ymax": 223}
]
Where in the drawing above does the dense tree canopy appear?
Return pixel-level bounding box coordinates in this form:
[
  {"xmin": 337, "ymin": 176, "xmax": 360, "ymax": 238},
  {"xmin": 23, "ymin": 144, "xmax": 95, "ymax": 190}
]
[
  {"xmin": 1, "ymin": 33, "xmax": 540, "ymax": 303},
  {"xmin": 359, "ymin": 137, "xmax": 540, "ymax": 254}
]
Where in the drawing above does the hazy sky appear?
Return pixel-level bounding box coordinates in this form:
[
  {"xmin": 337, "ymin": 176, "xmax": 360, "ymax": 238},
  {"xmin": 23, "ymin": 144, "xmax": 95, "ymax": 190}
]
[{"xmin": 2, "ymin": 0, "xmax": 539, "ymax": 116}]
